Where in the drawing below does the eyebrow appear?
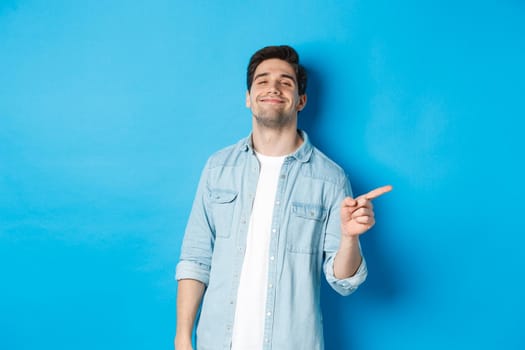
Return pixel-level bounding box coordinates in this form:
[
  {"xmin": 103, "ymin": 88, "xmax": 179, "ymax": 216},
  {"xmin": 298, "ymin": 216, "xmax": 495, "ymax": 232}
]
[{"xmin": 253, "ymin": 72, "xmax": 297, "ymax": 83}]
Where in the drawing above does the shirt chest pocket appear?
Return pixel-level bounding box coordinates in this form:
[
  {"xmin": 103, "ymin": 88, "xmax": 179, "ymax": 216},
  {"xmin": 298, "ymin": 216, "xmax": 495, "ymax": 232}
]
[
  {"xmin": 287, "ymin": 202, "xmax": 327, "ymax": 254},
  {"xmin": 209, "ymin": 189, "xmax": 238, "ymax": 238}
]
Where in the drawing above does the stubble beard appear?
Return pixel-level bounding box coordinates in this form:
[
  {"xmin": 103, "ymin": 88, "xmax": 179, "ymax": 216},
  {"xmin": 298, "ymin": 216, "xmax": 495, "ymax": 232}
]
[{"xmin": 253, "ymin": 109, "xmax": 294, "ymax": 129}]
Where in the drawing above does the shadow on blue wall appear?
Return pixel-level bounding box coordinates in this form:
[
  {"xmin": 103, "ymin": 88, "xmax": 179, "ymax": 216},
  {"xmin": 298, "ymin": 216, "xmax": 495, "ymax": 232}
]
[{"xmin": 0, "ymin": 0, "xmax": 17, "ymax": 15}]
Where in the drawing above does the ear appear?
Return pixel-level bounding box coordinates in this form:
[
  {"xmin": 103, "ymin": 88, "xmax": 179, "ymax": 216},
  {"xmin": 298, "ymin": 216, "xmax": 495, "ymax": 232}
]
[
  {"xmin": 245, "ymin": 91, "xmax": 251, "ymax": 108},
  {"xmin": 296, "ymin": 94, "xmax": 307, "ymax": 111}
]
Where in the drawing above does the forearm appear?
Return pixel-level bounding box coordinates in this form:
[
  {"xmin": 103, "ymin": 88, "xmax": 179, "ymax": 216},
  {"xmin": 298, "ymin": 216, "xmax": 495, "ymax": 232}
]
[
  {"xmin": 175, "ymin": 279, "xmax": 206, "ymax": 348},
  {"xmin": 333, "ymin": 235, "xmax": 362, "ymax": 279}
]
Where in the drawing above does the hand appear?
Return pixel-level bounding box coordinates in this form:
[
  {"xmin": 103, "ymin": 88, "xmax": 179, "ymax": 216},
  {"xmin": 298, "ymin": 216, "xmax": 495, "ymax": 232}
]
[{"xmin": 340, "ymin": 185, "xmax": 392, "ymax": 237}]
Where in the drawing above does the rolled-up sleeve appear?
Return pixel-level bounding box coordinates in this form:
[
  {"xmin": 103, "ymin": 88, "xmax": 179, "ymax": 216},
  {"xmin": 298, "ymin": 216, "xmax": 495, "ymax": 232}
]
[
  {"xmin": 176, "ymin": 260, "xmax": 212, "ymax": 286},
  {"xmin": 175, "ymin": 160, "xmax": 215, "ymax": 286},
  {"xmin": 324, "ymin": 254, "xmax": 368, "ymax": 296}
]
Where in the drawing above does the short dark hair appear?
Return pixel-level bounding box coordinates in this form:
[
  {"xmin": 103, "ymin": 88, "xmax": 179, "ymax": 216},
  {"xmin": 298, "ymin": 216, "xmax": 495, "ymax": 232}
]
[{"xmin": 246, "ymin": 45, "xmax": 307, "ymax": 95}]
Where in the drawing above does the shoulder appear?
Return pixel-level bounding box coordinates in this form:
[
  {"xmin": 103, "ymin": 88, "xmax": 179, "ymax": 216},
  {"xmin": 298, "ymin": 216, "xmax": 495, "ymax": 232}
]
[
  {"xmin": 306, "ymin": 146, "xmax": 348, "ymax": 186},
  {"xmin": 206, "ymin": 137, "xmax": 248, "ymax": 169}
]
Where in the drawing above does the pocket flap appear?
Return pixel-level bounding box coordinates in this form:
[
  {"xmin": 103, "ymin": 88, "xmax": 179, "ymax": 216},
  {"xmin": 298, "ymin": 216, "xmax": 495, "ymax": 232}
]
[
  {"xmin": 292, "ymin": 202, "xmax": 327, "ymax": 221},
  {"xmin": 209, "ymin": 189, "xmax": 238, "ymax": 204}
]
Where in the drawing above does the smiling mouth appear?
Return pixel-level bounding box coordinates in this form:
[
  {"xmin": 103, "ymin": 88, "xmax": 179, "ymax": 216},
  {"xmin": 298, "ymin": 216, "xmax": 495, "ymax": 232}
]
[{"xmin": 259, "ymin": 98, "xmax": 285, "ymax": 104}]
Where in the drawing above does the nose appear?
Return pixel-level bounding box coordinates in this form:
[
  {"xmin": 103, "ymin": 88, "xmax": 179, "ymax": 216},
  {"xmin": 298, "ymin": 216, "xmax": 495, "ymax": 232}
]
[{"xmin": 268, "ymin": 81, "xmax": 281, "ymax": 95}]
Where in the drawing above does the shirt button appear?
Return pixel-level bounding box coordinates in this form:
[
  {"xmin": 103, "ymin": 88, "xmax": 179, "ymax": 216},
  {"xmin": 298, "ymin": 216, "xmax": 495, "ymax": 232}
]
[
  {"xmin": 268, "ymin": 284, "xmax": 273, "ymax": 288},
  {"xmin": 275, "ymin": 200, "xmax": 280, "ymax": 205},
  {"xmin": 272, "ymin": 228, "xmax": 276, "ymax": 233},
  {"xmin": 267, "ymin": 312, "xmax": 272, "ymax": 317},
  {"xmin": 270, "ymin": 256, "xmax": 275, "ymax": 261}
]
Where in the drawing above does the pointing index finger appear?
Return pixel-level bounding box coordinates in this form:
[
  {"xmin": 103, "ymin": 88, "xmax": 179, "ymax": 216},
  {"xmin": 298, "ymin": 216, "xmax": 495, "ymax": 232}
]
[{"xmin": 364, "ymin": 185, "xmax": 393, "ymax": 200}]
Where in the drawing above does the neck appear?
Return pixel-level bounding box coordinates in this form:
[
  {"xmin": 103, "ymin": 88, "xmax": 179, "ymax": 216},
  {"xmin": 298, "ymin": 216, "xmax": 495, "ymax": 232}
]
[{"xmin": 251, "ymin": 123, "xmax": 303, "ymax": 156}]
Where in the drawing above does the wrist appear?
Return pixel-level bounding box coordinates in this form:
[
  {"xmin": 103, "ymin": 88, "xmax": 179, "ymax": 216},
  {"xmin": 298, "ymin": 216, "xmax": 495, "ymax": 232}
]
[
  {"xmin": 339, "ymin": 233, "xmax": 360, "ymax": 248},
  {"xmin": 175, "ymin": 340, "xmax": 192, "ymax": 350}
]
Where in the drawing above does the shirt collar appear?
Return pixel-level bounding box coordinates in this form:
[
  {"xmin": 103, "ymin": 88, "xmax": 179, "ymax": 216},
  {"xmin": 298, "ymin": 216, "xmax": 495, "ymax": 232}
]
[{"xmin": 238, "ymin": 129, "xmax": 313, "ymax": 163}]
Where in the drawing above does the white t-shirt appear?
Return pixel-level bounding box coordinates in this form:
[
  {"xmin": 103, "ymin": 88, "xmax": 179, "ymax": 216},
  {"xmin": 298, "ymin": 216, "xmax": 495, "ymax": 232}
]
[{"xmin": 231, "ymin": 152, "xmax": 285, "ymax": 350}]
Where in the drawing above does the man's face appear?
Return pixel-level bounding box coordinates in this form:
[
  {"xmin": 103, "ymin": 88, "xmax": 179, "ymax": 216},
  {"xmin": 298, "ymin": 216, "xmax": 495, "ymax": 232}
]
[{"xmin": 246, "ymin": 58, "xmax": 307, "ymax": 129}]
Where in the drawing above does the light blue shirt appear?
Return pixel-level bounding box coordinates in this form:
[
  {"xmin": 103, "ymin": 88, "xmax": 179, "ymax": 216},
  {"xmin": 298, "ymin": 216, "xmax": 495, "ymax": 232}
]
[{"xmin": 176, "ymin": 130, "xmax": 367, "ymax": 350}]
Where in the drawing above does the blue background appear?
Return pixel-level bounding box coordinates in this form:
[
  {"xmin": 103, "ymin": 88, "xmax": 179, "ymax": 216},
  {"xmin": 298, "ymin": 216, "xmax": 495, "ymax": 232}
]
[{"xmin": 1, "ymin": 1, "xmax": 524, "ymax": 349}]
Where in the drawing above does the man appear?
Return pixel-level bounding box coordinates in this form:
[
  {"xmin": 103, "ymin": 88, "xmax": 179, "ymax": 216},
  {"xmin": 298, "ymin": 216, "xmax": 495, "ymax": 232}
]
[{"xmin": 175, "ymin": 45, "xmax": 391, "ymax": 350}]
